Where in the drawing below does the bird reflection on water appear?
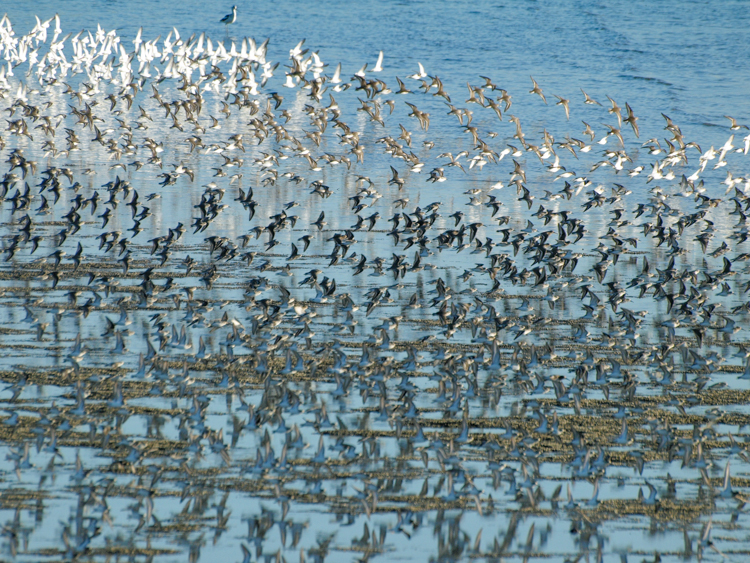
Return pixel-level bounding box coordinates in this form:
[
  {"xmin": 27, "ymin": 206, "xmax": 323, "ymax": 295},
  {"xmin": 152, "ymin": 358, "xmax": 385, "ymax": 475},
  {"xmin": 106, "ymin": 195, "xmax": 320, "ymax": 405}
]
[{"xmin": 0, "ymin": 11, "xmax": 750, "ymax": 563}]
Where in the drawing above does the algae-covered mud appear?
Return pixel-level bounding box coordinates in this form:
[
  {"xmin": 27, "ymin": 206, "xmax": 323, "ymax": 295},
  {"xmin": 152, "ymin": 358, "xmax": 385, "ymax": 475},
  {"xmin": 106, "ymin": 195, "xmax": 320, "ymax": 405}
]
[{"xmin": 1, "ymin": 7, "xmax": 750, "ymax": 562}]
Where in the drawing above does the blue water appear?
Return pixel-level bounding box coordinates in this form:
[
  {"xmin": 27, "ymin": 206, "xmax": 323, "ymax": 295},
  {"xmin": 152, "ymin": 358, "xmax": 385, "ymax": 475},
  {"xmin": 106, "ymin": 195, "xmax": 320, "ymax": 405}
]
[{"xmin": 8, "ymin": 0, "xmax": 750, "ymax": 120}]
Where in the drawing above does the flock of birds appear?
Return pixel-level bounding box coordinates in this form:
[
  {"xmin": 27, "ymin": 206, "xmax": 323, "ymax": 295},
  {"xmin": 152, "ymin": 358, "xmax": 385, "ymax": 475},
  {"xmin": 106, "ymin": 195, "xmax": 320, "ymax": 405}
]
[{"xmin": 0, "ymin": 9, "xmax": 750, "ymax": 563}]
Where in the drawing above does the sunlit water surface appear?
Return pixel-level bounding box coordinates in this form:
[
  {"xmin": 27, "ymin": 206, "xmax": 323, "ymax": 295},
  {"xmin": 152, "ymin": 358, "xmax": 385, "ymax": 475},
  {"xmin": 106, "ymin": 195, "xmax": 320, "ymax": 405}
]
[{"xmin": 1, "ymin": 1, "xmax": 750, "ymax": 562}]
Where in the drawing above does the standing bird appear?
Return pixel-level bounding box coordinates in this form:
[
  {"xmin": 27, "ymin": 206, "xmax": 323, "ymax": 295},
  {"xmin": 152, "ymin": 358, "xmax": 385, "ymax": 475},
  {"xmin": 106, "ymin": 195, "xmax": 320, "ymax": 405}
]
[{"xmin": 221, "ymin": 5, "xmax": 238, "ymax": 26}]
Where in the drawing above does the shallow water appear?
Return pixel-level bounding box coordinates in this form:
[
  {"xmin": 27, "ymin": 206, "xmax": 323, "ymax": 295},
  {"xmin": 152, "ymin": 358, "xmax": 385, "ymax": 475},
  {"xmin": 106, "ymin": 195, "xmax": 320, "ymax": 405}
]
[{"xmin": 0, "ymin": 2, "xmax": 750, "ymax": 562}]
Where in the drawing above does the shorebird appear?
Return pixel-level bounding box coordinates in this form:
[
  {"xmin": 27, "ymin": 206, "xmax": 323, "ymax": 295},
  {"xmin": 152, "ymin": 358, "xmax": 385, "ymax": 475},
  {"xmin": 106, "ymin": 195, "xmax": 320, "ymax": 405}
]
[
  {"xmin": 529, "ymin": 76, "xmax": 547, "ymax": 104},
  {"xmin": 0, "ymin": 13, "xmax": 746, "ymax": 563},
  {"xmin": 220, "ymin": 5, "xmax": 238, "ymax": 25}
]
